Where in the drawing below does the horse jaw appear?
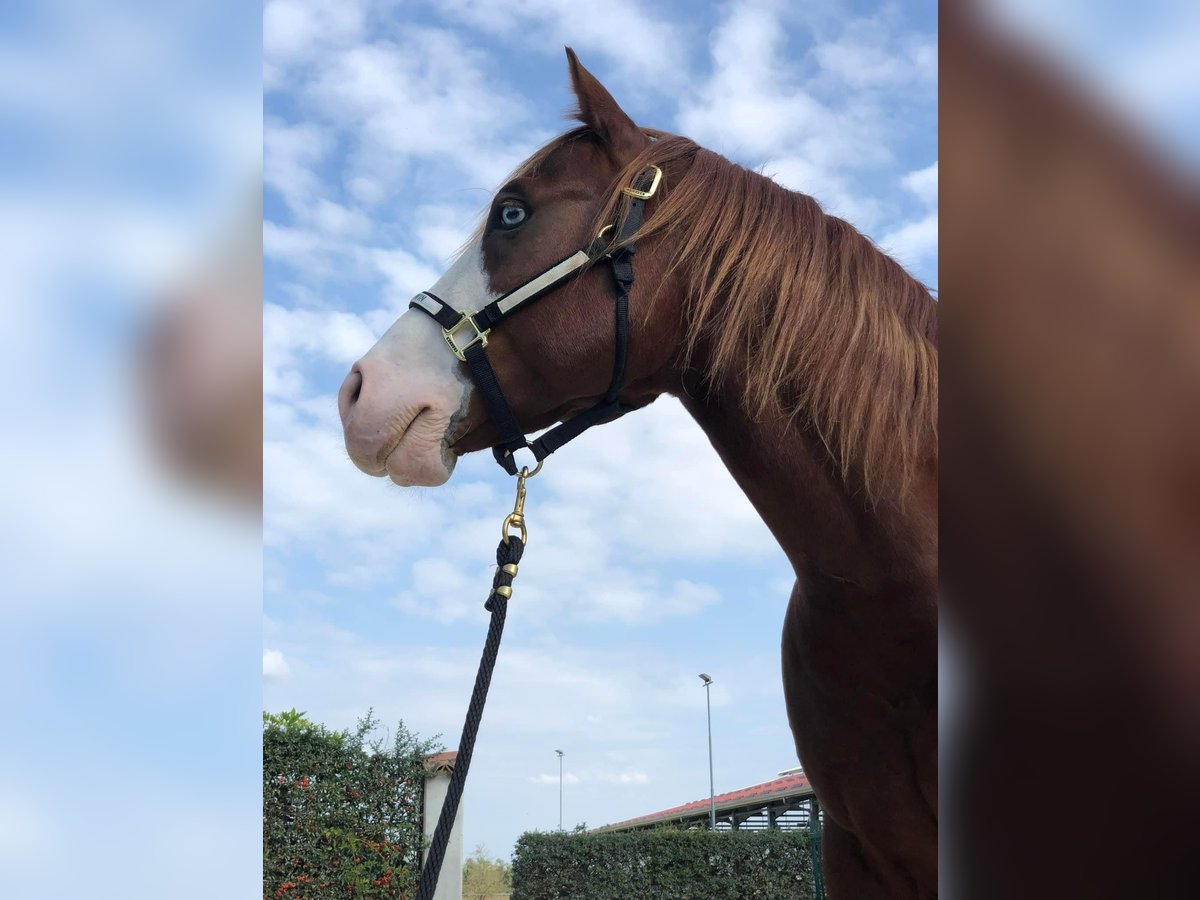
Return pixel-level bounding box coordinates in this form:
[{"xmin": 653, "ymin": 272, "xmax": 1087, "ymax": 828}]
[{"xmin": 339, "ymin": 239, "xmax": 492, "ymax": 487}]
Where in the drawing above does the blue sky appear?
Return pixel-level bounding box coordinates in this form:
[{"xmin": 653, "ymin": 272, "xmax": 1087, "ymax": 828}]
[{"xmin": 263, "ymin": 0, "xmax": 937, "ymax": 860}]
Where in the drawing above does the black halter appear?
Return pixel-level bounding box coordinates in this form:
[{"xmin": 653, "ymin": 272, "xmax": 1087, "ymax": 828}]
[{"xmin": 409, "ymin": 165, "xmax": 662, "ymax": 475}]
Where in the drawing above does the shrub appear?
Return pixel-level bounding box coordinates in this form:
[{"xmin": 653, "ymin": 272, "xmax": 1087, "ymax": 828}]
[
  {"xmin": 511, "ymin": 828, "xmax": 816, "ymax": 900},
  {"xmin": 263, "ymin": 709, "xmax": 440, "ymax": 899},
  {"xmin": 463, "ymin": 844, "xmax": 512, "ymax": 899}
]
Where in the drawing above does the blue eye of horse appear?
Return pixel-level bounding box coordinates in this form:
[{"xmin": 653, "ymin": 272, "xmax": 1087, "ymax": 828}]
[{"xmin": 498, "ymin": 202, "xmax": 528, "ymax": 229}]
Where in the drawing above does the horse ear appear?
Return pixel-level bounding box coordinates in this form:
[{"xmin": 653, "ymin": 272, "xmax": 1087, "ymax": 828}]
[{"xmin": 565, "ymin": 47, "xmax": 647, "ymax": 162}]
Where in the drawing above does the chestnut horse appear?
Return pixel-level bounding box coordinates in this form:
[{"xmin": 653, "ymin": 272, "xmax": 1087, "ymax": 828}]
[{"xmin": 339, "ymin": 51, "xmax": 938, "ymax": 899}]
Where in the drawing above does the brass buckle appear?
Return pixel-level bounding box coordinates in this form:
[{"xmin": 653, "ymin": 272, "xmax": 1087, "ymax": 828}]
[
  {"xmin": 442, "ymin": 313, "xmax": 490, "ymax": 362},
  {"xmin": 620, "ymin": 165, "xmax": 662, "ymax": 200}
]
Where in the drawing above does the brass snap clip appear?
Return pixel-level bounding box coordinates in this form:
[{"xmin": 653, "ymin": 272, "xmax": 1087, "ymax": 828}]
[{"xmin": 501, "ymin": 460, "xmax": 542, "ymax": 545}]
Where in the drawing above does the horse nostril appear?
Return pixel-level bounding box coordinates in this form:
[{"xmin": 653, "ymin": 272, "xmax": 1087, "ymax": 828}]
[{"xmin": 338, "ymin": 366, "xmax": 365, "ymax": 423}]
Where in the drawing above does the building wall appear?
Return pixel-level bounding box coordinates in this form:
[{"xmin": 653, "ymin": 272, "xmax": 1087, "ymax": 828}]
[{"xmin": 422, "ymin": 772, "xmax": 464, "ymax": 900}]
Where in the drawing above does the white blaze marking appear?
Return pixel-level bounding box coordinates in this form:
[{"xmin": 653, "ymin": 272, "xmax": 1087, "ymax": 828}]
[
  {"xmin": 370, "ymin": 236, "xmax": 496, "ymax": 388},
  {"xmin": 355, "ymin": 237, "xmax": 498, "ymax": 478},
  {"xmin": 426, "ymin": 235, "xmax": 495, "ymax": 315}
]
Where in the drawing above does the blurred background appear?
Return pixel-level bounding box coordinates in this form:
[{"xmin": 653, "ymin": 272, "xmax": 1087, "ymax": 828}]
[
  {"xmin": 941, "ymin": 1, "xmax": 1199, "ymax": 898},
  {"xmin": 0, "ymin": 1, "xmax": 261, "ymax": 897}
]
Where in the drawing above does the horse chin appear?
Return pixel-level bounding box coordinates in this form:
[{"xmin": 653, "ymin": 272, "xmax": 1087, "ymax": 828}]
[
  {"xmin": 381, "ymin": 415, "xmax": 459, "ymax": 488},
  {"xmin": 384, "ymin": 444, "xmax": 455, "ymax": 487}
]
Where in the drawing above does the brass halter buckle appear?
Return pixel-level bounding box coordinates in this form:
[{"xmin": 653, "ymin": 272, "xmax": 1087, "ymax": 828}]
[
  {"xmin": 442, "ymin": 313, "xmax": 490, "ymax": 362},
  {"xmin": 620, "ymin": 164, "xmax": 662, "ymax": 200}
]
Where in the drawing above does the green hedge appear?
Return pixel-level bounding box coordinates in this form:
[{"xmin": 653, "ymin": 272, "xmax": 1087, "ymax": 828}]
[
  {"xmin": 511, "ymin": 829, "xmax": 816, "ymax": 900},
  {"xmin": 263, "ymin": 709, "xmax": 440, "ymax": 899}
]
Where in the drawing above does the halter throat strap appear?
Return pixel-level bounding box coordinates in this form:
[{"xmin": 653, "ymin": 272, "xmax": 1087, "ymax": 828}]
[{"xmin": 409, "ymin": 166, "xmax": 659, "ymax": 475}]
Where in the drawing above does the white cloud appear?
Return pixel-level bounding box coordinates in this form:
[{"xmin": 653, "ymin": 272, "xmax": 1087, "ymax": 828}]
[
  {"xmin": 262, "ymin": 221, "xmax": 327, "ymax": 273},
  {"xmin": 902, "ymin": 160, "xmax": 938, "ymax": 207},
  {"xmin": 395, "ymin": 549, "xmax": 722, "ymax": 627},
  {"xmin": 263, "ymin": 413, "xmax": 464, "ymax": 551},
  {"xmin": 264, "ymin": 118, "xmax": 332, "ymax": 215},
  {"xmin": 358, "ymin": 398, "xmax": 784, "ymax": 626},
  {"xmin": 0, "ymin": 785, "xmax": 51, "ymax": 865},
  {"xmin": 345, "ymin": 173, "xmax": 387, "ymax": 207},
  {"xmin": 430, "ymin": 0, "xmax": 690, "ymax": 89},
  {"xmin": 395, "ymin": 557, "xmax": 490, "ymax": 624},
  {"xmin": 879, "ymin": 212, "xmax": 938, "ymax": 269},
  {"xmin": 261, "ymin": 619, "xmax": 784, "ymax": 753},
  {"xmin": 263, "ymin": 303, "xmax": 377, "ymax": 401},
  {"xmin": 603, "ymin": 770, "xmax": 650, "ymax": 785},
  {"xmin": 304, "ymin": 29, "xmax": 535, "ymax": 190},
  {"xmin": 527, "ymin": 769, "xmax": 647, "ymax": 786},
  {"xmin": 762, "ymin": 155, "xmax": 885, "ymax": 232},
  {"xmin": 308, "ymin": 197, "xmax": 372, "ymax": 238},
  {"xmin": 263, "ymin": 0, "xmax": 367, "ymax": 73},
  {"xmin": 530, "ymin": 772, "xmax": 581, "ymax": 786},
  {"xmin": 813, "ymin": 14, "xmax": 937, "ymax": 89},
  {"xmin": 263, "ymin": 649, "xmax": 291, "ymax": 678},
  {"xmin": 677, "ymin": 4, "xmax": 827, "ymax": 161},
  {"xmin": 364, "ymin": 247, "xmax": 443, "ymax": 308},
  {"xmin": 674, "ymin": 3, "xmax": 936, "ymax": 235},
  {"xmin": 414, "ymin": 204, "xmax": 480, "ymax": 266},
  {"xmin": 879, "ymin": 161, "xmax": 938, "ymax": 270}
]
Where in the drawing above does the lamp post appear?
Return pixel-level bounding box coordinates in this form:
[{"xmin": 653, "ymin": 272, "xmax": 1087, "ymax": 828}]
[
  {"xmin": 555, "ymin": 749, "xmax": 564, "ymax": 830},
  {"xmin": 699, "ymin": 673, "xmax": 715, "ymax": 829}
]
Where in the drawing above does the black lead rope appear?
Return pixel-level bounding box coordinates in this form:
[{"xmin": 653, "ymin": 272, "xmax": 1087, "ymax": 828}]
[
  {"xmin": 415, "ymin": 532, "xmax": 524, "ymax": 900},
  {"xmin": 410, "ymin": 168, "xmax": 660, "ymax": 900},
  {"xmin": 414, "ymin": 469, "xmax": 533, "ymax": 900}
]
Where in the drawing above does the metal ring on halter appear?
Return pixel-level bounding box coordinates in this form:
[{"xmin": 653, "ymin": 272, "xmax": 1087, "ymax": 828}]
[
  {"xmin": 594, "ymin": 223, "xmax": 615, "ymax": 257},
  {"xmin": 499, "ymin": 449, "xmax": 543, "ymax": 478}
]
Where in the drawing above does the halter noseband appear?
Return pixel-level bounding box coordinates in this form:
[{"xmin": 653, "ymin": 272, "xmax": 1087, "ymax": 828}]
[{"xmin": 409, "ymin": 165, "xmax": 662, "ymax": 475}]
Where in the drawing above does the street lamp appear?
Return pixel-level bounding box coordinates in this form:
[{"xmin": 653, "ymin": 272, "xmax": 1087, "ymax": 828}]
[
  {"xmin": 555, "ymin": 749, "xmax": 565, "ymax": 830},
  {"xmin": 699, "ymin": 674, "xmax": 715, "ymax": 829}
]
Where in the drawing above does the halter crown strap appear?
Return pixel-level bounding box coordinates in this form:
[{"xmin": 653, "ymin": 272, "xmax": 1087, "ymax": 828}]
[{"xmin": 409, "ymin": 165, "xmax": 660, "ymax": 474}]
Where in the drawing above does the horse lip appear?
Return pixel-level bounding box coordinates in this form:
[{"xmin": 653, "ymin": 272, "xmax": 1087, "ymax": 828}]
[
  {"xmin": 379, "ymin": 408, "xmax": 430, "ymax": 472},
  {"xmin": 377, "ymin": 428, "xmax": 406, "ymax": 472}
]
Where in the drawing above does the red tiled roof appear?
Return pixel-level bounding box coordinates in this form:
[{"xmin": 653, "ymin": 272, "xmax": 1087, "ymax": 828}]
[
  {"xmin": 597, "ymin": 772, "xmax": 814, "ymax": 831},
  {"xmin": 424, "ymin": 751, "xmax": 457, "ymax": 774}
]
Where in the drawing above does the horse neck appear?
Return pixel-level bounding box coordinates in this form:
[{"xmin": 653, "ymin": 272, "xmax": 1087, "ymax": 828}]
[{"xmin": 677, "ymin": 367, "xmax": 938, "ymax": 599}]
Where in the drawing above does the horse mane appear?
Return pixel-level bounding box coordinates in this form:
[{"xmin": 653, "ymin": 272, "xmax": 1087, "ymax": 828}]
[{"xmin": 512, "ymin": 128, "xmax": 939, "ymax": 504}]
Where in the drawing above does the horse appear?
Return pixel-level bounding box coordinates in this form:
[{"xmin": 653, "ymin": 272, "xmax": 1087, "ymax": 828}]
[{"xmin": 338, "ymin": 49, "xmax": 938, "ymax": 899}]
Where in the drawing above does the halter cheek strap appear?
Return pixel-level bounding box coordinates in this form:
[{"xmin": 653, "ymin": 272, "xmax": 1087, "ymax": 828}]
[{"xmin": 409, "ymin": 165, "xmax": 660, "ymax": 475}]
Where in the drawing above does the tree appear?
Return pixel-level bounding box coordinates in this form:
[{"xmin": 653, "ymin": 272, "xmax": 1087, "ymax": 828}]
[
  {"xmin": 263, "ymin": 709, "xmax": 441, "ymax": 898},
  {"xmin": 462, "ymin": 844, "xmax": 512, "ymax": 900}
]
